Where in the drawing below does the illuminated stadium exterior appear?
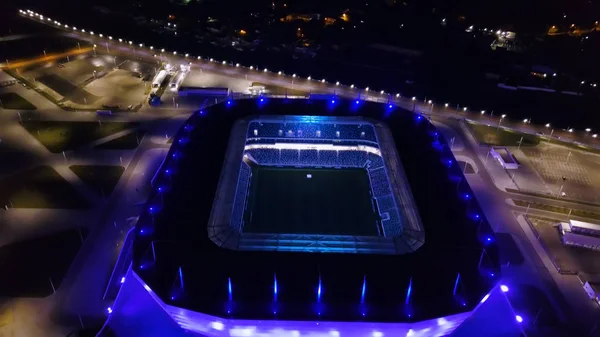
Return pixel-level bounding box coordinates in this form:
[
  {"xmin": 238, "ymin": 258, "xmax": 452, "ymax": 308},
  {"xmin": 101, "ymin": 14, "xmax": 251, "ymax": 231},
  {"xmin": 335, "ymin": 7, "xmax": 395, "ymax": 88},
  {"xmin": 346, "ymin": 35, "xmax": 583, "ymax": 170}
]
[{"xmin": 103, "ymin": 98, "xmax": 522, "ymax": 337}]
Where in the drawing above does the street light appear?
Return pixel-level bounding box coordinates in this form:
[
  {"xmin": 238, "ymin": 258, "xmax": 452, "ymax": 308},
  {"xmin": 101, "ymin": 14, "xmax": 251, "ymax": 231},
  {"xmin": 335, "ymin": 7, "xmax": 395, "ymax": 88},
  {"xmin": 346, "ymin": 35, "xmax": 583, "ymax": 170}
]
[
  {"xmin": 150, "ymin": 46, "xmax": 153, "ymax": 50},
  {"xmin": 585, "ymin": 128, "xmax": 591, "ymax": 132},
  {"xmin": 161, "ymin": 48, "xmax": 165, "ymax": 52},
  {"xmin": 428, "ymin": 100, "xmax": 432, "ymax": 104},
  {"xmin": 545, "ymin": 123, "xmax": 551, "ymax": 128},
  {"xmin": 481, "ymin": 110, "xmax": 485, "ymax": 115},
  {"xmin": 444, "ymin": 103, "xmax": 449, "ymax": 108},
  {"xmin": 307, "ymin": 76, "xmax": 311, "ymax": 80},
  {"xmin": 568, "ymin": 128, "xmax": 573, "ymax": 133},
  {"xmin": 350, "ymin": 84, "xmax": 354, "ymax": 88},
  {"xmin": 396, "ymin": 93, "xmax": 400, "ymax": 98},
  {"xmin": 292, "ymin": 74, "xmax": 296, "ymax": 78},
  {"xmin": 222, "ymin": 60, "xmax": 226, "ymax": 65},
  {"xmin": 264, "ymin": 68, "xmax": 268, "ymax": 72},
  {"xmin": 463, "ymin": 107, "xmax": 467, "ymax": 111},
  {"xmin": 139, "ymin": 43, "xmax": 143, "ymax": 47},
  {"xmin": 236, "ymin": 63, "xmax": 240, "ymax": 67},
  {"xmin": 173, "ymin": 51, "xmax": 177, "ymax": 55},
  {"xmin": 365, "ymin": 87, "xmax": 370, "ymax": 92},
  {"xmin": 593, "ymin": 134, "xmax": 598, "ymax": 138},
  {"xmin": 380, "ymin": 90, "xmax": 385, "ymax": 94},
  {"xmin": 523, "ymin": 118, "xmax": 528, "ymax": 123},
  {"xmin": 411, "ymin": 97, "xmax": 416, "ymax": 101},
  {"xmin": 336, "ymin": 81, "xmax": 340, "ymax": 86},
  {"xmin": 321, "ymin": 79, "xmax": 326, "ymax": 83},
  {"xmin": 278, "ymin": 71, "xmax": 283, "ymax": 75}
]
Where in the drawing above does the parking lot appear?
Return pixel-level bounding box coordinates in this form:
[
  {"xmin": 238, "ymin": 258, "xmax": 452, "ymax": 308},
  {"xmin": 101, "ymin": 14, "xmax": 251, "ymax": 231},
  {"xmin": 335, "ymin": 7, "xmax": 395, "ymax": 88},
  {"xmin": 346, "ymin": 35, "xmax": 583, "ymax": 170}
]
[
  {"xmin": 519, "ymin": 142, "xmax": 600, "ymax": 204},
  {"xmin": 18, "ymin": 54, "xmax": 154, "ymax": 109},
  {"xmin": 528, "ymin": 216, "xmax": 600, "ymax": 275}
]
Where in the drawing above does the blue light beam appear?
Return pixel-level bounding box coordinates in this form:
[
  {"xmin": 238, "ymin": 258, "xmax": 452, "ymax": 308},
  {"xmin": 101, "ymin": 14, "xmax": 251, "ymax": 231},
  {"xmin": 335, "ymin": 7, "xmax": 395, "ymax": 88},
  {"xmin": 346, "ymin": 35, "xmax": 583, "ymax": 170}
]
[
  {"xmin": 405, "ymin": 277, "xmax": 413, "ymax": 305},
  {"xmin": 453, "ymin": 273, "xmax": 460, "ymax": 296},
  {"xmin": 317, "ymin": 275, "xmax": 322, "ymax": 303},
  {"xmin": 360, "ymin": 275, "xmax": 367, "ymax": 304},
  {"xmin": 228, "ymin": 277, "xmax": 232, "ymax": 302},
  {"xmin": 274, "ymin": 273, "xmax": 278, "ymax": 302}
]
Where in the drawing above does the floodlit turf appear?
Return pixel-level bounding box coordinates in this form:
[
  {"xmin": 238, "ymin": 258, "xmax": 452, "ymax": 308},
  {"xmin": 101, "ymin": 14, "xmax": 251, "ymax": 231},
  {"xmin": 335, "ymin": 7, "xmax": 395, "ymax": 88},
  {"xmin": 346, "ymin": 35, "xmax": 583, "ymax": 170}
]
[
  {"xmin": 0, "ymin": 92, "xmax": 36, "ymax": 110},
  {"xmin": 95, "ymin": 130, "xmax": 145, "ymax": 150},
  {"xmin": 467, "ymin": 121, "xmax": 540, "ymax": 147},
  {"xmin": 21, "ymin": 121, "xmax": 138, "ymax": 153},
  {"xmin": 0, "ymin": 166, "xmax": 89, "ymax": 209},
  {"xmin": 70, "ymin": 165, "xmax": 125, "ymax": 197},
  {"xmin": 0, "ymin": 228, "xmax": 87, "ymax": 297},
  {"xmin": 244, "ymin": 167, "xmax": 378, "ymax": 236}
]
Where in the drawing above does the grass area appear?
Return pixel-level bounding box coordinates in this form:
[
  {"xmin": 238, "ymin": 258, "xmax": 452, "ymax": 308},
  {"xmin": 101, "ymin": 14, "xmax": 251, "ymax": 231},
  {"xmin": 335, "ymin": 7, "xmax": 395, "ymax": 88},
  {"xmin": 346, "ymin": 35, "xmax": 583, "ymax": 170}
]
[
  {"xmin": 0, "ymin": 166, "xmax": 89, "ymax": 209},
  {"xmin": 0, "ymin": 228, "xmax": 88, "ymax": 297},
  {"xmin": 244, "ymin": 167, "xmax": 378, "ymax": 235},
  {"xmin": 0, "ymin": 92, "xmax": 36, "ymax": 110},
  {"xmin": 70, "ymin": 165, "xmax": 125, "ymax": 197},
  {"xmin": 251, "ymin": 81, "xmax": 309, "ymax": 96},
  {"xmin": 467, "ymin": 121, "xmax": 540, "ymax": 147},
  {"xmin": 94, "ymin": 130, "xmax": 145, "ymax": 150},
  {"xmin": 21, "ymin": 121, "xmax": 138, "ymax": 153},
  {"xmin": 513, "ymin": 199, "xmax": 600, "ymax": 221}
]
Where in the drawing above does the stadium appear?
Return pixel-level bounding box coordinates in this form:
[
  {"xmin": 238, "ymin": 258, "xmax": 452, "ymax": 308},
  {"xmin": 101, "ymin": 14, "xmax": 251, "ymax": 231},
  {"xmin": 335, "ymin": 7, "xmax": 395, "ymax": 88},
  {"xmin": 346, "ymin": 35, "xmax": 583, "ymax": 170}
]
[{"xmin": 104, "ymin": 98, "xmax": 522, "ymax": 337}]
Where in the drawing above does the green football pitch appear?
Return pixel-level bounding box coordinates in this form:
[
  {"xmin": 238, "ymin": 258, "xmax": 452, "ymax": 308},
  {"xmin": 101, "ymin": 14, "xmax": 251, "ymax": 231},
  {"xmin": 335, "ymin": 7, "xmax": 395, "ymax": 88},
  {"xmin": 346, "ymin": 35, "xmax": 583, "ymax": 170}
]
[{"xmin": 243, "ymin": 167, "xmax": 379, "ymax": 236}]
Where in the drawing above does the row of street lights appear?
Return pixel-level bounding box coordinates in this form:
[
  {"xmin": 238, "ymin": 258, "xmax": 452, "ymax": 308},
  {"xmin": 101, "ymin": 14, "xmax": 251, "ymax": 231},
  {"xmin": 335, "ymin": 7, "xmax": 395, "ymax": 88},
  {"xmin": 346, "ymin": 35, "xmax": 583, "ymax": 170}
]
[{"xmin": 18, "ymin": 9, "xmax": 599, "ymax": 140}]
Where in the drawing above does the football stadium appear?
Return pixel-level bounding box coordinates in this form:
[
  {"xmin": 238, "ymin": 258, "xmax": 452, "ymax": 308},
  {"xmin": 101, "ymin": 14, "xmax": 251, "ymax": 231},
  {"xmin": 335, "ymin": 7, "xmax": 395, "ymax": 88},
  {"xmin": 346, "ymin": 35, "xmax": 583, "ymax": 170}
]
[{"xmin": 103, "ymin": 98, "xmax": 523, "ymax": 337}]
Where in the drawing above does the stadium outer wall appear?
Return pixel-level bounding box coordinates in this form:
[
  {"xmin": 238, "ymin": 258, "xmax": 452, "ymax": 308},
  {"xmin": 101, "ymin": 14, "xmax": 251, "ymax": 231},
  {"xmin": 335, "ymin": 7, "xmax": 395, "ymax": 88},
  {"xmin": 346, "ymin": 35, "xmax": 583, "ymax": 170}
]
[
  {"xmin": 100, "ymin": 98, "xmax": 511, "ymax": 336},
  {"xmin": 103, "ymin": 266, "xmax": 523, "ymax": 337}
]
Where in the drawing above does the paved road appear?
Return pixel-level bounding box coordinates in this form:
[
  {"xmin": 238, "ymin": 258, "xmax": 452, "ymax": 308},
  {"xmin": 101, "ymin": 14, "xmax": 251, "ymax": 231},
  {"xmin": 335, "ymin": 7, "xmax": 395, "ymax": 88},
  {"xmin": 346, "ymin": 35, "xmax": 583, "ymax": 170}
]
[
  {"xmin": 17, "ymin": 11, "xmax": 600, "ymax": 150},
  {"xmin": 436, "ymin": 116, "xmax": 600, "ymax": 335}
]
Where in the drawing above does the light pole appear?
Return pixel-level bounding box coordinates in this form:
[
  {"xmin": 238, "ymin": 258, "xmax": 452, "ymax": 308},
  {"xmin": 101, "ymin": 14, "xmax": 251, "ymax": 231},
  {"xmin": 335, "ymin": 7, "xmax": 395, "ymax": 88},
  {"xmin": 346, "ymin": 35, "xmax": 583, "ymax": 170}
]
[
  {"xmin": 43, "ymin": 49, "xmax": 47, "ymax": 58},
  {"xmin": 497, "ymin": 114, "xmax": 506, "ymax": 131},
  {"xmin": 77, "ymin": 42, "xmax": 81, "ymax": 50},
  {"xmin": 106, "ymin": 42, "xmax": 109, "ymax": 53},
  {"xmin": 93, "ymin": 44, "xmax": 97, "ymax": 57}
]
